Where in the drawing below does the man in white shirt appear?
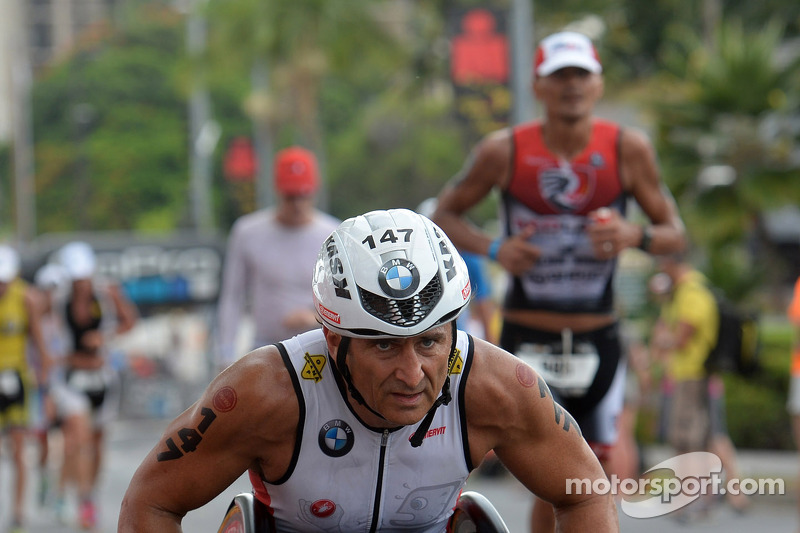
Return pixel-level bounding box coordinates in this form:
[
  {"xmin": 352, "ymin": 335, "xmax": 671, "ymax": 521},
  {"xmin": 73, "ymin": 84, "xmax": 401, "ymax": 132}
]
[{"xmin": 215, "ymin": 146, "xmax": 340, "ymax": 369}]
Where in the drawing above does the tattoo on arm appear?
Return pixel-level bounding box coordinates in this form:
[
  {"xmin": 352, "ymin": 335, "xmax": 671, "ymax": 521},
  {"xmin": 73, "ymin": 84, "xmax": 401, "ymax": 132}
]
[
  {"xmin": 157, "ymin": 406, "xmax": 218, "ymax": 462},
  {"xmin": 535, "ymin": 372, "xmax": 581, "ymax": 436}
]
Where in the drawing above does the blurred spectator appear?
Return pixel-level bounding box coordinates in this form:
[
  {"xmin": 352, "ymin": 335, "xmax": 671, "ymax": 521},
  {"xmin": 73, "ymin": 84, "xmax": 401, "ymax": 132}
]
[
  {"xmin": 787, "ymin": 275, "xmax": 800, "ymax": 523},
  {"xmin": 215, "ymin": 146, "xmax": 340, "ymax": 370},
  {"xmin": 28, "ymin": 263, "xmax": 70, "ymax": 506},
  {"xmin": 651, "ymin": 253, "xmax": 748, "ymax": 516},
  {"xmin": 56, "ymin": 241, "xmax": 138, "ymax": 530},
  {"xmin": 650, "ymin": 253, "xmax": 716, "ymax": 455},
  {"xmin": 0, "ymin": 245, "xmax": 54, "ymax": 533}
]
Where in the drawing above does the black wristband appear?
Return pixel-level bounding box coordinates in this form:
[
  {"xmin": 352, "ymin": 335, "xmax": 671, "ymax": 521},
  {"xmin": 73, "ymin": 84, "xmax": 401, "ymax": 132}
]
[{"xmin": 638, "ymin": 226, "xmax": 653, "ymax": 252}]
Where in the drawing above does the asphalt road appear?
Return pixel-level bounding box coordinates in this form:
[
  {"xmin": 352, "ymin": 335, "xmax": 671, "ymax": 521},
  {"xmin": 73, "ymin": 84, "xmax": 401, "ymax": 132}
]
[{"xmin": 1, "ymin": 418, "xmax": 797, "ymax": 532}]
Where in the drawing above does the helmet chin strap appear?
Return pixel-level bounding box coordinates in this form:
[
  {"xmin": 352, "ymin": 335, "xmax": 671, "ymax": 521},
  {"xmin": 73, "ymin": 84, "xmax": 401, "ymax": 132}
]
[
  {"xmin": 335, "ymin": 336, "xmax": 387, "ymax": 421},
  {"xmin": 332, "ymin": 322, "xmax": 458, "ymax": 449}
]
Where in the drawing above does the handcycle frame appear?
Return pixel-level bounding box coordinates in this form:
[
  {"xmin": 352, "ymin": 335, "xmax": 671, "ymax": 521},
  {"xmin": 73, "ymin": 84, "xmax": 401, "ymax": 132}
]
[{"xmin": 217, "ymin": 490, "xmax": 509, "ymax": 533}]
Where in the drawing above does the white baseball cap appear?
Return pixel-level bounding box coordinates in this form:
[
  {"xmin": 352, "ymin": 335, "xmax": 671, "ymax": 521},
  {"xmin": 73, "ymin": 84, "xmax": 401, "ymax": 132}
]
[
  {"xmin": 59, "ymin": 241, "xmax": 97, "ymax": 280},
  {"xmin": 0, "ymin": 245, "xmax": 20, "ymax": 283},
  {"xmin": 535, "ymin": 31, "xmax": 602, "ymax": 77}
]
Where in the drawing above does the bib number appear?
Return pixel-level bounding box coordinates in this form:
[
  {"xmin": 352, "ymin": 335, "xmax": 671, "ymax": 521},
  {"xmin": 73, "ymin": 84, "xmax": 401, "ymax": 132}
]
[
  {"xmin": 517, "ymin": 329, "xmax": 599, "ymax": 397},
  {"xmin": 68, "ymin": 369, "xmax": 106, "ymax": 393}
]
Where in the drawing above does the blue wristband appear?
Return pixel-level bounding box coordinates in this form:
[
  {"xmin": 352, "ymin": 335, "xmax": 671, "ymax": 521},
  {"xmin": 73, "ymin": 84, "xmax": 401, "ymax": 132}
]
[{"xmin": 488, "ymin": 238, "xmax": 503, "ymax": 261}]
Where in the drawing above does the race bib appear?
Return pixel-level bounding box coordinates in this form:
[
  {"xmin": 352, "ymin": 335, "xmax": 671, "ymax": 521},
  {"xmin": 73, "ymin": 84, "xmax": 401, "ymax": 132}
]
[
  {"xmin": 68, "ymin": 369, "xmax": 106, "ymax": 393},
  {"xmin": 517, "ymin": 329, "xmax": 600, "ymax": 397}
]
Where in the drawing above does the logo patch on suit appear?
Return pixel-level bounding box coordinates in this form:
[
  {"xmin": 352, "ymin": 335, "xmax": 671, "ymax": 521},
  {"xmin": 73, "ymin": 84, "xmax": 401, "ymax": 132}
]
[
  {"xmin": 539, "ymin": 164, "xmax": 596, "ymax": 213},
  {"xmin": 318, "ymin": 419, "xmax": 354, "ymax": 457},
  {"xmin": 448, "ymin": 348, "xmax": 463, "ymax": 375},
  {"xmin": 301, "ymin": 353, "xmax": 327, "ymax": 382}
]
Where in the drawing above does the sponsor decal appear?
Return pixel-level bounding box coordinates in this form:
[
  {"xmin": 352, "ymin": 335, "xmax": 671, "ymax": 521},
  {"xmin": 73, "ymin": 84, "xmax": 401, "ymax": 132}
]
[
  {"xmin": 310, "ymin": 499, "xmax": 337, "ymax": 518},
  {"xmin": 589, "ymin": 152, "xmax": 605, "ymax": 168},
  {"xmin": 324, "ymin": 237, "xmax": 351, "ymax": 299},
  {"xmin": 378, "ymin": 259, "xmax": 420, "ymax": 298},
  {"xmin": 212, "ymin": 386, "xmax": 237, "ymax": 412},
  {"xmin": 318, "ymin": 419, "xmax": 355, "ymax": 458},
  {"xmin": 408, "ymin": 426, "xmax": 447, "ymax": 443},
  {"xmin": 448, "ymin": 350, "xmax": 464, "ymax": 375},
  {"xmin": 461, "ymin": 279, "xmax": 471, "ymax": 300},
  {"xmin": 317, "ymin": 302, "xmax": 341, "ymax": 324},
  {"xmin": 301, "ymin": 353, "xmax": 327, "ymax": 383},
  {"xmin": 538, "ymin": 164, "xmax": 596, "ymax": 213}
]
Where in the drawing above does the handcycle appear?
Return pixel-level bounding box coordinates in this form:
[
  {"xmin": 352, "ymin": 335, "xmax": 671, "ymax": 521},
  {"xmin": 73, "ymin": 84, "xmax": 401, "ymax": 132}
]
[{"xmin": 217, "ymin": 490, "xmax": 510, "ymax": 533}]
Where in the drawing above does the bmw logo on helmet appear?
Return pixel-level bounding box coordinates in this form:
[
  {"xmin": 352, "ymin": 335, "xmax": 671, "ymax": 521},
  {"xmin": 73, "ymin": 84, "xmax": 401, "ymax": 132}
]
[{"xmin": 378, "ymin": 259, "xmax": 421, "ymax": 298}]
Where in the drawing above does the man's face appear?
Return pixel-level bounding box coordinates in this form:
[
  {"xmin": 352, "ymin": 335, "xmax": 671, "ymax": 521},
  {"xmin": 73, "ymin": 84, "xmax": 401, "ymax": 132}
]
[
  {"xmin": 276, "ymin": 193, "xmax": 315, "ymax": 226},
  {"xmin": 533, "ymin": 67, "xmax": 604, "ymax": 121},
  {"xmin": 326, "ymin": 324, "xmax": 452, "ymax": 428}
]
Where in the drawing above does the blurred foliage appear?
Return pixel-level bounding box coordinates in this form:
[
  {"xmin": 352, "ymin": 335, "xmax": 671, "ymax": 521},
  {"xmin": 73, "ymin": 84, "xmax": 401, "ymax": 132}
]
[
  {"xmin": 0, "ymin": 0, "xmax": 798, "ymax": 280},
  {"xmin": 648, "ymin": 18, "xmax": 800, "ymax": 301},
  {"xmin": 723, "ymin": 321, "xmax": 794, "ymax": 450}
]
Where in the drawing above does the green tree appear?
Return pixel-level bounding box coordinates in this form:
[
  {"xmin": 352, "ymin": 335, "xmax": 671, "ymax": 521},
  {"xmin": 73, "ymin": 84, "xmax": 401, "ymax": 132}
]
[
  {"xmin": 651, "ymin": 19, "xmax": 800, "ymax": 299},
  {"xmin": 30, "ymin": 4, "xmax": 250, "ymax": 234}
]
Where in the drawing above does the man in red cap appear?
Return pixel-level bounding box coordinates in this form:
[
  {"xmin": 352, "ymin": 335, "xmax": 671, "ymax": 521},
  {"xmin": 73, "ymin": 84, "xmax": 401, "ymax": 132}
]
[
  {"xmin": 432, "ymin": 30, "xmax": 686, "ymax": 531},
  {"xmin": 216, "ymin": 146, "xmax": 340, "ymax": 370}
]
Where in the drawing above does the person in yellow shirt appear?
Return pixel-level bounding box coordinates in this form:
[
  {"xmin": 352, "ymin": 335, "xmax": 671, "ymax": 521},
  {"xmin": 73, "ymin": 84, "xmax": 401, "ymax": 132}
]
[
  {"xmin": 0, "ymin": 245, "xmax": 53, "ymax": 532},
  {"xmin": 650, "ymin": 253, "xmax": 718, "ymax": 454}
]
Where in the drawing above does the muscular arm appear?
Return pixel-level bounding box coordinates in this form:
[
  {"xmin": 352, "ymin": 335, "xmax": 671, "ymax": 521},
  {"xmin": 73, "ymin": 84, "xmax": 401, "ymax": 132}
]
[
  {"xmin": 466, "ymin": 340, "xmax": 618, "ymax": 531},
  {"xmin": 619, "ymin": 128, "xmax": 686, "ymax": 254},
  {"xmin": 433, "ymin": 130, "xmax": 541, "ymax": 276},
  {"xmin": 118, "ymin": 347, "xmax": 299, "ymax": 532},
  {"xmin": 25, "ymin": 287, "xmax": 53, "ymax": 378},
  {"xmin": 108, "ymin": 283, "xmax": 138, "ymax": 335}
]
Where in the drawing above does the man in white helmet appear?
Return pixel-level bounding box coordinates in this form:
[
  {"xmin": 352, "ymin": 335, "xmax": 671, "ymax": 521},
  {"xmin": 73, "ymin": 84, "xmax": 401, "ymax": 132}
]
[
  {"xmin": 0, "ymin": 245, "xmax": 54, "ymax": 532},
  {"xmin": 119, "ymin": 209, "xmax": 617, "ymax": 532}
]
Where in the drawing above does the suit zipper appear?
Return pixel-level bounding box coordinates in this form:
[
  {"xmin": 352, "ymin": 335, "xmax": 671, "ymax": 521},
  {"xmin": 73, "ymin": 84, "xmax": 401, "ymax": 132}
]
[{"xmin": 368, "ymin": 429, "xmax": 390, "ymax": 533}]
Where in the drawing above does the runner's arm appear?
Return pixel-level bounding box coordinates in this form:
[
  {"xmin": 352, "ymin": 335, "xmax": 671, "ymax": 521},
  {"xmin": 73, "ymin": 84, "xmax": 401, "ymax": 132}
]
[
  {"xmin": 433, "ymin": 130, "xmax": 541, "ymax": 276},
  {"xmin": 25, "ymin": 287, "xmax": 54, "ymax": 379},
  {"xmin": 619, "ymin": 128, "xmax": 686, "ymax": 254}
]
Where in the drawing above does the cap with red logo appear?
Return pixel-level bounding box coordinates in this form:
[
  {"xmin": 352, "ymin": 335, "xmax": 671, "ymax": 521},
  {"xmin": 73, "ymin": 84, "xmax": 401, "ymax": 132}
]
[
  {"xmin": 274, "ymin": 146, "xmax": 319, "ymax": 196},
  {"xmin": 535, "ymin": 31, "xmax": 602, "ymax": 77}
]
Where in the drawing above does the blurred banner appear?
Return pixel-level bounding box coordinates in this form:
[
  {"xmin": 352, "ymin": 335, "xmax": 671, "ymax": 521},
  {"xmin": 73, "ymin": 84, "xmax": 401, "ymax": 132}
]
[{"xmin": 448, "ymin": 6, "xmax": 512, "ymax": 142}]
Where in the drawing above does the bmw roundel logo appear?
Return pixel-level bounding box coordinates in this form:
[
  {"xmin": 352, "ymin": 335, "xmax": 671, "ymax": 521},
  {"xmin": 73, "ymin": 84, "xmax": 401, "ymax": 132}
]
[
  {"xmin": 378, "ymin": 259, "xmax": 420, "ymax": 298},
  {"xmin": 318, "ymin": 419, "xmax": 354, "ymax": 458}
]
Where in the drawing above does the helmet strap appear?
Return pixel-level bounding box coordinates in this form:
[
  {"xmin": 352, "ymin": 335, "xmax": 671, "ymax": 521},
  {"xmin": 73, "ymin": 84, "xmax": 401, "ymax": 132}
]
[
  {"xmin": 334, "ymin": 336, "xmax": 387, "ymax": 421},
  {"xmin": 332, "ymin": 322, "xmax": 459, "ymax": 447}
]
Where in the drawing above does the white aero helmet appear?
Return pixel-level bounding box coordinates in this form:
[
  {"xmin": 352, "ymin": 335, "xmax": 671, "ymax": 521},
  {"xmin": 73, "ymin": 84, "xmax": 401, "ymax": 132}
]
[
  {"xmin": 313, "ymin": 208, "xmax": 472, "ymax": 338},
  {"xmin": 59, "ymin": 241, "xmax": 96, "ymax": 280},
  {"xmin": 0, "ymin": 245, "xmax": 21, "ymax": 283}
]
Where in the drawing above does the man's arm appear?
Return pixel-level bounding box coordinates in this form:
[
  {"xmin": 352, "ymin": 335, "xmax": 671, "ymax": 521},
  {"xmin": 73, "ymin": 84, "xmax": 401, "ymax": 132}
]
[
  {"xmin": 25, "ymin": 287, "xmax": 53, "ymax": 379},
  {"xmin": 585, "ymin": 128, "xmax": 686, "ymax": 259},
  {"xmin": 118, "ymin": 346, "xmax": 298, "ymax": 532},
  {"xmin": 108, "ymin": 283, "xmax": 138, "ymax": 335},
  {"xmin": 433, "ymin": 130, "xmax": 540, "ymax": 276},
  {"xmin": 466, "ymin": 340, "xmax": 618, "ymax": 531}
]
